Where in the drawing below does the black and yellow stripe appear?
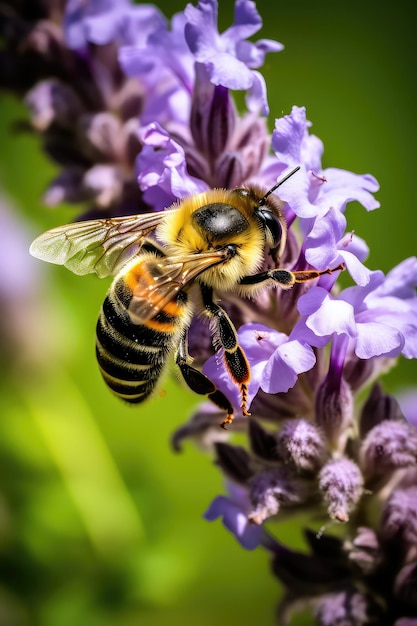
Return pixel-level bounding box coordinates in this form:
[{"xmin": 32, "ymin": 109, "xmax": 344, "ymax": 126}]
[{"xmin": 96, "ymin": 271, "xmax": 187, "ymax": 404}]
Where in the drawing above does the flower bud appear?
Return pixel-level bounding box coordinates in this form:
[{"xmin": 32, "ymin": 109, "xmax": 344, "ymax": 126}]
[
  {"xmin": 276, "ymin": 418, "xmax": 327, "ymax": 472},
  {"xmin": 230, "ymin": 114, "xmax": 269, "ymax": 177},
  {"xmin": 82, "ymin": 164, "xmax": 124, "ymax": 208},
  {"xmin": 248, "ymin": 467, "xmax": 308, "ymax": 524},
  {"xmin": 215, "ymin": 114, "xmax": 269, "ymax": 188},
  {"xmin": 344, "ymin": 352, "xmax": 396, "ymax": 393},
  {"xmin": 122, "ymin": 118, "xmax": 143, "ymax": 166},
  {"xmin": 25, "ymin": 79, "xmax": 83, "ymax": 131},
  {"xmin": 111, "ymin": 77, "xmax": 145, "ymax": 122},
  {"xmin": 360, "ymin": 420, "xmax": 417, "ymax": 480},
  {"xmin": 78, "ymin": 112, "xmax": 123, "ymax": 162},
  {"xmin": 190, "ymin": 63, "xmax": 236, "ymax": 160},
  {"xmin": 318, "ymin": 458, "xmax": 363, "ymax": 522},
  {"xmin": 359, "ymin": 382, "xmax": 405, "ymax": 438},
  {"xmin": 346, "ymin": 526, "xmax": 381, "ymax": 574},
  {"xmin": 315, "ymin": 375, "xmax": 353, "ymax": 452},
  {"xmin": 43, "ymin": 167, "xmax": 86, "ymax": 206},
  {"xmin": 24, "ymin": 19, "xmax": 74, "ymax": 68},
  {"xmin": 315, "ymin": 590, "xmax": 377, "ymax": 626},
  {"xmin": 381, "ymin": 487, "xmax": 417, "ymax": 547},
  {"xmin": 215, "ymin": 151, "xmax": 244, "ymax": 189}
]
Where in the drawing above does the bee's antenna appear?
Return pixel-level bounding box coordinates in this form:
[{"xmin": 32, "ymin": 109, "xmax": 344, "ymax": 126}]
[{"xmin": 259, "ymin": 165, "xmax": 300, "ymax": 206}]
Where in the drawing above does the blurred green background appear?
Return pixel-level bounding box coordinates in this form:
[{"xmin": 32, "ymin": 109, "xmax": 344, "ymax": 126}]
[{"xmin": 0, "ymin": 1, "xmax": 415, "ymax": 625}]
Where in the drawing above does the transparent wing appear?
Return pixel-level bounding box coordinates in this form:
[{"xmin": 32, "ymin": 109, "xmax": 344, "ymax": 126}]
[
  {"xmin": 128, "ymin": 250, "xmax": 228, "ymax": 322},
  {"xmin": 29, "ymin": 211, "xmax": 174, "ymax": 278}
]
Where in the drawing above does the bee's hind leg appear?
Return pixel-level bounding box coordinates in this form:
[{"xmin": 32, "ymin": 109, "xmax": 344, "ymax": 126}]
[
  {"xmin": 200, "ymin": 284, "xmax": 251, "ymax": 422},
  {"xmin": 176, "ymin": 330, "xmax": 235, "ymax": 429}
]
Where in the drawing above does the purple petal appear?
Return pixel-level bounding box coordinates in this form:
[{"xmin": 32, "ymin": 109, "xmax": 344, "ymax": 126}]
[
  {"xmin": 301, "ymin": 133, "xmax": 324, "ymax": 172},
  {"xmin": 271, "ymin": 106, "xmax": 308, "ymax": 167},
  {"xmin": 339, "ymin": 231, "xmax": 370, "ymax": 262},
  {"xmin": 236, "ymin": 39, "xmax": 284, "ymax": 68},
  {"xmin": 238, "ymin": 324, "xmax": 286, "ymax": 361},
  {"xmin": 298, "ymin": 288, "xmax": 357, "ymax": 338},
  {"xmin": 136, "ymin": 123, "xmax": 207, "ymax": 209},
  {"xmin": 184, "ymin": 0, "xmax": 279, "ymax": 114},
  {"xmin": 340, "ymin": 250, "xmax": 371, "ymax": 287},
  {"xmin": 203, "ymin": 324, "xmax": 296, "ymax": 411},
  {"xmin": 290, "ymin": 318, "xmax": 332, "ymax": 349},
  {"xmin": 303, "ymin": 208, "xmax": 371, "ymax": 286},
  {"xmin": 304, "ymin": 207, "xmax": 345, "ymax": 267},
  {"xmin": 118, "ymin": 44, "xmax": 155, "ymax": 76},
  {"xmin": 270, "ymin": 107, "xmax": 379, "ymax": 220},
  {"xmin": 184, "ymin": 0, "xmax": 219, "ymax": 59},
  {"xmin": 397, "ymin": 389, "xmax": 417, "ymax": 426},
  {"xmin": 223, "ymin": 0, "xmax": 263, "ymax": 42},
  {"xmin": 376, "ymin": 257, "xmax": 417, "ymax": 300},
  {"xmin": 262, "ymin": 340, "xmax": 316, "ymax": 393},
  {"xmin": 245, "ymin": 70, "xmax": 269, "ymax": 115},
  {"xmin": 278, "ymin": 170, "xmax": 327, "ymax": 219},
  {"xmin": 206, "ymin": 53, "xmax": 253, "ymax": 89},
  {"xmin": 119, "ymin": 13, "xmax": 194, "ymax": 118},
  {"xmin": 355, "ymin": 321, "xmax": 404, "ymax": 359},
  {"xmin": 317, "ymin": 168, "xmax": 380, "ymax": 214},
  {"xmin": 64, "ymin": 0, "xmax": 166, "ymax": 49},
  {"xmin": 204, "ymin": 483, "xmax": 263, "ymax": 550},
  {"xmin": 399, "ymin": 324, "xmax": 417, "ymax": 359},
  {"xmin": 203, "ymin": 352, "xmax": 255, "ymax": 412},
  {"xmin": 340, "ymin": 271, "xmax": 385, "ymax": 310}
]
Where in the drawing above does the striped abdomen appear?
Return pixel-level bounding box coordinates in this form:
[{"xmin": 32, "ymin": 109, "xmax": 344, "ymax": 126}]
[{"xmin": 96, "ymin": 264, "xmax": 188, "ymax": 404}]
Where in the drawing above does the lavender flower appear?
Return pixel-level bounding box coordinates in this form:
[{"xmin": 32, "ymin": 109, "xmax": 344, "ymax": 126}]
[
  {"xmin": 64, "ymin": 0, "xmax": 166, "ymax": 50},
  {"xmin": 204, "ymin": 481, "xmax": 264, "ymax": 550},
  {"xmin": 3, "ymin": 0, "xmax": 417, "ymax": 624},
  {"xmin": 120, "ymin": 0, "xmax": 282, "ymax": 117},
  {"xmin": 183, "ymin": 0, "xmax": 282, "ymax": 115},
  {"xmin": 202, "ymin": 322, "xmax": 318, "ymax": 411},
  {"xmin": 1, "ymin": 0, "xmax": 174, "ymax": 218}
]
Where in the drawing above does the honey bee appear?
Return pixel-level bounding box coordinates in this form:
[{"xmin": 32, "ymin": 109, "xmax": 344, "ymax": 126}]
[{"xmin": 30, "ymin": 167, "xmax": 343, "ymax": 428}]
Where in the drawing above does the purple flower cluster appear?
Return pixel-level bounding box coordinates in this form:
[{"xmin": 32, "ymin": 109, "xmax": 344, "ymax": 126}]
[{"xmin": 2, "ymin": 0, "xmax": 417, "ymax": 623}]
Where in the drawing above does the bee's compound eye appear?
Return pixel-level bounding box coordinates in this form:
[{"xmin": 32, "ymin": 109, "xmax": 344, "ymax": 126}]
[{"xmin": 258, "ymin": 210, "xmax": 283, "ymax": 248}]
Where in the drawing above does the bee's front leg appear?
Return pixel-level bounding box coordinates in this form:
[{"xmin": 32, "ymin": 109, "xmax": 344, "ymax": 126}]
[
  {"xmin": 200, "ymin": 285, "xmax": 251, "ymax": 426},
  {"xmin": 176, "ymin": 329, "xmax": 235, "ymax": 428},
  {"xmin": 239, "ymin": 263, "xmax": 345, "ymax": 288}
]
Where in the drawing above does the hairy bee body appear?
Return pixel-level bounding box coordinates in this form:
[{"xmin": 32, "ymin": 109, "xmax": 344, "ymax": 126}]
[
  {"xmin": 30, "ymin": 167, "xmax": 343, "ymax": 427},
  {"xmin": 96, "ymin": 252, "xmax": 191, "ymax": 403}
]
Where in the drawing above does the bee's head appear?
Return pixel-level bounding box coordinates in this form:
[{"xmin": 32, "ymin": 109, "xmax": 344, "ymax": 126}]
[
  {"xmin": 159, "ymin": 167, "xmax": 300, "ymax": 289},
  {"xmin": 191, "ymin": 199, "xmax": 265, "ymax": 289},
  {"xmin": 234, "ymin": 165, "xmax": 300, "ymax": 262}
]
